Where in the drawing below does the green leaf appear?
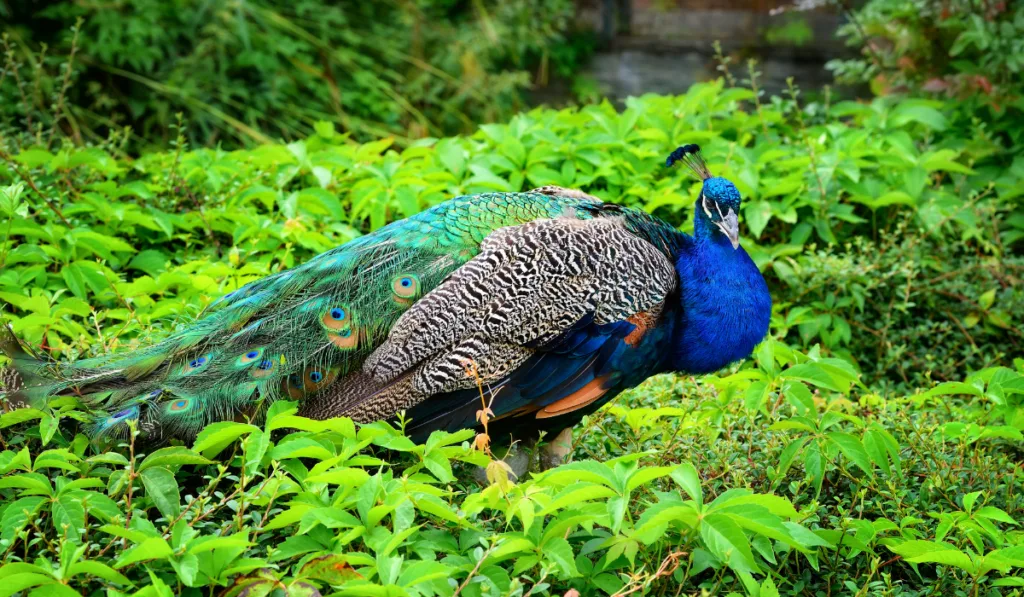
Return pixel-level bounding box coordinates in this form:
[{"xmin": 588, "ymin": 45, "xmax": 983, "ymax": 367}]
[
  {"xmin": 68, "ymin": 561, "xmax": 132, "ymax": 586},
  {"xmin": 700, "ymin": 513, "xmax": 759, "ymax": 574},
  {"xmin": 0, "ymin": 409, "xmax": 46, "ymax": 429},
  {"xmin": 889, "ymin": 540, "xmax": 975, "ymax": 573},
  {"xmin": 862, "ymin": 428, "xmax": 891, "ymax": 476},
  {"xmin": 140, "ymin": 467, "xmax": 181, "ymax": 519},
  {"xmin": 540, "ymin": 483, "xmax": 617, "ymax": 515},
  {"xmin": 398, "ymin": 560, "xmax": 451, "ymax": 587},
  {"xmin": 51, "ymin": 494, "xmax": 86, "ymax": 542},
  {"xmin": 187, "ymin": 531, "xmax": 251, "ymax": 554},
  {"xmin": 890, "ymin": 103, "xmax": 948, "ymax": 131},
  {"xmin": 38, "ymin": 414, "xmax": 59, "ymax": 446},
  {"xmin": 138, "ymin": 447, "xmax": 213, "ymax": 472},
  {"xmin": 962, "ymin": 491, "xmax": 982, "ymax": 515},
  {"xmin": 114, "ymin": 537, "xmax": 174, "ymax": 569},
  {"xmin": 744, "ymin": 200, "xmax": 773, "ymax": 239},
  {"xmin": 670, "ymin": 462, "xmax": 703, "ymax": 506},
  {"xmin": 0, "ymin": 574, "xmax": 54, "ymax": 597},
  {"xmin": 826, "ymin": 432, "xmax": 874, "ymax": 478},
  {"xmin": 422, "ymin": 450, "xmax": 454, "ymax": 483},
  {"xmin": 542, "ymin": 536, "xmax": 580, "ymax": 577},
  {"xmin": 270, "ymin": 437, "xmax": 335, "ymax": 461},
  {"xmin": 1, "ymin": 496, "xmax": 48, "ymax": 544},
  {"xmin": 305, "ymin": 467, "xmax": 371, "ymax": 487},
  {"xmin": 710, "ymin": 492, "xmax": 799, "ymax": 519},
  {"xmin": 192, "ymin": 422, "xmax": 260, "ymax": 458},
  {"xmin": 624, "ymin": 465, "xmax": 676, "ymax": 493},
  {"xmin": 803, "ymin": 442, "xmax": 824, "ymax": 497},
  {"xmin": 782, "ymin": 362, "xmax": 857, "ymax": 392},
  {"xmin": 0, "ymin": 473, "xmax": 53, "ymax": 495},
  {"xmin": 975, "ymin": 506, "xmax": 1017, "ymax": 525},
  {"xmin": 242, "ymin": 429, "xmax": 271, "ymax": 476},
  {"xmin": 127, "ymin": 250, "xmax": 169, "ymax": 277},
  {"xmin": 759, "ymin": 577, "xmax": 781, "ymax": 597}
]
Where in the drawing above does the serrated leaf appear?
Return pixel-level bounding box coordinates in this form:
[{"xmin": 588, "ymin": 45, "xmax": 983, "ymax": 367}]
[
  {"xmin": 670, "ymin": 462, "xmax": 703, "ymax": 506},
  {"xmin": 700, "ymin": 513, "xmax": 760, "ymax": 574},
  {"xmin": 51, "ymin": 493, "xmax": 86, "ymax": 542},
  {"xmin": 192, "ymin": 422, "xmax": 260, "ymax": 458},
  {"xmin": 542, "ymin": 536, "xmax": 579, "ymax": 577}
]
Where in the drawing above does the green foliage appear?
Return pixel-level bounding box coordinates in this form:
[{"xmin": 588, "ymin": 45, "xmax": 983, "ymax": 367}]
[
  {"xmin": 0, "ymin": 0, "xmax": 579, "ymax": 149},
  {"xmin": 1, "ymin": 348, "xmax": 1022, "ymax": 595},
  {"xmin": 829, "ymin": 0, "xmax": 1024, "ymax": 108}
]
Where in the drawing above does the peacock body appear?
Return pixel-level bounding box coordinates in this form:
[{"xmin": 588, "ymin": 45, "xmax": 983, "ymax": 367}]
[{"xmin": 1, "ymin": 145, "xmax": 771, "ymax": 447}]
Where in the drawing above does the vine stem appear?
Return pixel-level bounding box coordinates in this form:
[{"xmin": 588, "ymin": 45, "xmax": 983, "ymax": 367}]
[
  {"xmin": 0, "ymin": 147, "xmax": 71, "ymax": 227},
  {"xmin": 451, "ymin": 544, "xmax": 494, "ymax": 597}
]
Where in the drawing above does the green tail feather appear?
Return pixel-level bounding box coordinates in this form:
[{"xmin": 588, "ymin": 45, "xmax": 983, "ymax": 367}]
[{"xmin": 6, "ymin": 192, "xmax": 608, "ymax": 440}]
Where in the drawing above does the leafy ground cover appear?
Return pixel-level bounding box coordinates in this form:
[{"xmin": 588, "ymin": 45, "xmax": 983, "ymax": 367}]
[{"xmin": 0, "ymin": 76, "xmax": 1022, "ymax": 595}]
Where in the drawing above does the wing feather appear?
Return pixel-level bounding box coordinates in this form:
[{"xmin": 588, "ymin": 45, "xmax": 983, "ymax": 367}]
[{"xmin": 351, "ymin": 215, "xmax": 676, "ymax": 427}]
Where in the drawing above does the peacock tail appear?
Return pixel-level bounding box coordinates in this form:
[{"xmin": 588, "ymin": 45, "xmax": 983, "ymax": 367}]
[{"xmin": 1, "ymin": 188, "xmax": 681, "ymax": 441}]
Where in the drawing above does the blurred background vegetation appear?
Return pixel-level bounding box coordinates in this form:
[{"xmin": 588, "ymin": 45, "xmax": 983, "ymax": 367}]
[{"xmin": 0, "ymin": 0, "xmax": 583, "ymax": 149}]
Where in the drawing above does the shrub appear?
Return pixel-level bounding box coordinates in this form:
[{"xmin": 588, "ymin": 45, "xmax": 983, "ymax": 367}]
[
  {"xmin": 828, "ymin": 0, "xmax": 1024, "ymax": 109},
  {"xmin": 0, "ymin": 0, "xmax": 578, "ymax": 150},
  {"xmin": 1, "ymin": 343, "xmax": 1022, "ymax": 595}
]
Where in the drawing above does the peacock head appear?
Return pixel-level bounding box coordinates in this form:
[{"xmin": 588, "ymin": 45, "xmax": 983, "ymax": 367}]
[{"xmin": 666, "ymin": 144, "xmax": 742, "ymax": 249}]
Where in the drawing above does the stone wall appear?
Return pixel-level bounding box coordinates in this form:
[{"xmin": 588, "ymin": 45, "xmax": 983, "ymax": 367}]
[
  {"xmin": 563, "ymin": 0, "xmax": 856, "ymax": 103},
  {"xmin": 576, "ymin": 0, "xmax": 850, "ymax": 58}
]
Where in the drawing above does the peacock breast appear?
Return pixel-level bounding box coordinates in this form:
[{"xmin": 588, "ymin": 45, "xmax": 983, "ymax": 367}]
[{"xmin": 672, "ymin": 240, "xmax": 772, "ymax": 375}]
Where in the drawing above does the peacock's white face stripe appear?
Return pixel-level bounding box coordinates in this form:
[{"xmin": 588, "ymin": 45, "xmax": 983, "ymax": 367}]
[{"xmin": 701, "ymin": 194, "xmax": 714, "ymax": 219}]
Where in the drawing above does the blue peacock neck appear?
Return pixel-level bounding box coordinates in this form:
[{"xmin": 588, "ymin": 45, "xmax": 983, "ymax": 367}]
[{"xmin": 667, "ymin": 215, "xmax": 772, "ymax": 375}]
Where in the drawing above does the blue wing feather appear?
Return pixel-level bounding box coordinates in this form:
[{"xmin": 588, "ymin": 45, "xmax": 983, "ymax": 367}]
[{"xmin": 403, "ymin": 314, "xmax": 662, "ymax": 441}]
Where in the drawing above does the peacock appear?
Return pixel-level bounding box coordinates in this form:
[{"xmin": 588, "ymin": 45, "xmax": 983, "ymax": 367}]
[{"xmin": 0, "ymin": 144, "xmax": 771, "ymax": 469}]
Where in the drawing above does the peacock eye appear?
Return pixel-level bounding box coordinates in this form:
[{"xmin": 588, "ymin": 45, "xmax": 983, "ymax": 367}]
[
  {"xmin": 391, "ymin": 274, "xmax": 420, "ymax": 299},
  {"xmin": 167, "ymin": 398, "xmax": 192, "ymax": 412},
  {"xmin": 113, "ymin": 409, "xmax": 133, "ymax": 419},
  {"xmin": 148, "ymin": 389, "xmax": 162, "ymax": 398},
  {"xmin": 340, "ymin": 328, "xmax": 352, "ymax": 338},
  {"xmin": 236, "ymin": 348, "xmax": 265, "ymax": 367},
  {"xmin": 257, "ymin": 359, "xmax": 274, "ymax": 370},
  {"xmin": 309, "ymin": 371, "xmax": 323, "ymax": 383},
  {"xmin": 185, "ymin": 355, "xmax": 211, "ymax": 372},
  {"xmin": 321, "ymin": 305, "xmax": 350, "ymax": 330}
]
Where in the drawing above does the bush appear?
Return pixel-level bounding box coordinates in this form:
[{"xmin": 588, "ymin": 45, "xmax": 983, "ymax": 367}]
[
  {"xmin": 1, "ymin": 345, "xmax": 1022, "ymax": 595},
  {"xmin": 0, "ymin": 0, "xmax": 578, "ymax": 150},
  {"xmin": 829, "ymin": 0, "xmax": 1024, "ymax": 109},
  {"xmin": 775, "ymin": 234, "xmax": 1023, "ymax": 391}
]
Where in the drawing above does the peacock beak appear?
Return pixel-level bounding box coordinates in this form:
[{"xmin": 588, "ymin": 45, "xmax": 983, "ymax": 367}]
[{"xmin": 715, "ymin": 208, "xmax": 740, "ymax": 249}]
